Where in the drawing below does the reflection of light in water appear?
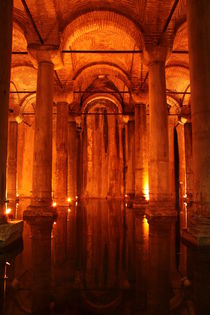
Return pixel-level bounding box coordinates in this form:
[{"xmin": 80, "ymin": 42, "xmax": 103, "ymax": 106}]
[
  {"xmin": 144, "ymin": 179, "xmax": 149, "ymax": 201},
  {"xmin": 143, "ymin": 215, "xmax": 149, "ymax": 240},
  {"xmin": 75, "ymin": 201, "xmax": 78, "ymax": 206},
  {"xmin": 68, "ymin": 208, "xmax": 71, "ymax": 213},
  {"xmin": 184, "ymin": 203, "xmax": 188, "ymax": 228}
]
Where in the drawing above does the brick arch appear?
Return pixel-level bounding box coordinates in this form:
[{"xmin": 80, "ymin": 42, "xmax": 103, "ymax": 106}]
[
  {"xmin": 61, "ymin": 11, "xmax": 144, "ymax": 51},
  {"xmin": 172, "ymin": 21, "xmax": 188, "ymax": 51},
  {"xmin": 73, "ymin": 62, "xmax": 131, "ymax": 92},
  {"xmin": 81, "ymin": 95, "xmax": 123, "ymax": 115}
]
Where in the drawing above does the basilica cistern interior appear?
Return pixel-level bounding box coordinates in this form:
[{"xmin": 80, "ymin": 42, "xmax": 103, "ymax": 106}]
[{"xmin": 0, "ymin": 0, "xmax": 210, "ymax": 314}]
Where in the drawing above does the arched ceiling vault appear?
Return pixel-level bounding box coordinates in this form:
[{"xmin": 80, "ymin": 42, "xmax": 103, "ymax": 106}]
[{"xmin": 12, "ymin": 0, "xmax": 190, "ymax": 112}]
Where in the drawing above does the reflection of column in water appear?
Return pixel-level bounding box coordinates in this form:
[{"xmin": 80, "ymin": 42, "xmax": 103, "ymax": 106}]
[
  {"xmin": 0, "ymin": 258, "xmax": 6, "ymax": 314},
  {"xmin": 189, "ymin": 247, "xmax": 210, "ymax": 315},
  {"xmin": 52, "ymin": 208, "xmax": 67, "ymax": 266},
  {"xmin": 147, "ymin": 217, "xmax": 173, "ymax": 315},
  {"xmin": 28, "ymin": 218, "xmax": 53, "ymax": 315},
  {"xmin": 135, "ymin": 213, "xmax": 149, "ymax": 311}
]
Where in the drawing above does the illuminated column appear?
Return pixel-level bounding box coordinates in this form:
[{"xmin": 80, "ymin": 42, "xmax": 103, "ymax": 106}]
[
  {"xmin": 168, "ymin": 116, "xmax": 176, "ymax": 205},
  {"xmin": 24, "ymin": 47, "xmax": 60, "ymax": 219},
  {"xmin": 134, "ymin": 103, "xmax": 147, "ymax": 204},
  {"xmin": 68, "ymin": 117, "xmax": 78, "ymax": 200},
  {"xmin": 184, "ymin": 123, "xmax": 193, "ymax": 202},
  {"xmin": 183, "ymin": 1, "xmax": 210, "ymax": 243},
  {"xmin": 7, "ymin": 120, "xmax": 18, "ymax": 203},
  {"xmin": 0, "ymin": 0, "xmax": 13, "ymax": 222},
  {"xmin": 125, "ymin": 119, "xmax": 135, "ymax": 197},
  {"xmin": 145, "ymin": 46, "xmax": 174, "ymax": 215},
  {"xmin": 55, "ymin": 102, "xmax": 68, "ymax": 205}
]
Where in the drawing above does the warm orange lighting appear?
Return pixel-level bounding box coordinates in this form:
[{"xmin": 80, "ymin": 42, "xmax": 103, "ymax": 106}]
[
  {"xmin": 53, "ymin": 221, "xmax": 56, "ymax": 225},
  {"xmin": 75, "ymin": 196, "xmax": 78, "ymax": 200},
  {"xmin": 68, "ymin": 208, "xmax": 71, "ymax": 212},
  {"xmin": 5, "ymin": 208, "xmax": 11, "ymax": 215},
  {"xmin": 67, "ymin": 197, "xmax": 71, "ymax": 203},
  {"xmin": 75, "ymin": 201, "xmax": 78, "ymax": 206},
  {"xmin": 144, "ymin": 178, "xmax": 149, "ymax": 201},
  {"xmin": 124, "ymin": 194, "xmax": 128, "ymax": 198},
  {"xmin": 52, "ymin": 202, "xmax": 57, "ymax": 207},
  {"xmin": 125, "ymin": 203, "xmax": 128, "ymax": 207},
  {"xmin": 143, "ymin": 215, "xmax": 149, "ymax": 240}
]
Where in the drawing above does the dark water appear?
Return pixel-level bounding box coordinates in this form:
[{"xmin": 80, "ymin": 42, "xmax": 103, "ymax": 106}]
[{"xmin": 1, "ymin": 200, "xmax": 210, "ymax": 315}]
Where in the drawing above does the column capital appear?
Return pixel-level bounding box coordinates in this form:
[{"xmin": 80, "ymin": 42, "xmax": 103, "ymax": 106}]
[
  {"xmin": 132, "ymin": 88, "xmax": 148, "ymax": 105},
  {"xmin": 54, "ymin": 87, "xmax": 74, "ymax": 104},
  {"xmin": 143, "ymin": 44, "xmax": 169, "ymax": 66},
  {"xmin": 27, "ymin": 44, "xmax": 63, "ymax": 69}
]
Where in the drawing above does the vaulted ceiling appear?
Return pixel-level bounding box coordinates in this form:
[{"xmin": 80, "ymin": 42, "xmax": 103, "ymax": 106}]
[{"xmin": 11, "ymin": 0, "xmax": 190, "ymax": 116}]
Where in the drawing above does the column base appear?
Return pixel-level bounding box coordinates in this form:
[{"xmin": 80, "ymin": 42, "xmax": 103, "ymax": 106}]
[
  {"xmin": 23, "ymin": 205, "xmax": 57, "ymax": 224},
  {"xmin": 182, "ymin": 216, "xmax": 210, "ymax": 247},
  {"xmin": 146, "ymin": 200, "xmax": 177, "ymax": 217},
  {"xmin": 0, "ymin": 220, "xmax": 23, "ymax": 250},
  {"xmin": 133, "ymin": 195, "xmax": 148, "ymax": 208}
]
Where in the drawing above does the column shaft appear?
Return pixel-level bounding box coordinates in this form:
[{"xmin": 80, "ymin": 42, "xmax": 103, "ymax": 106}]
[
  {"xmin": 188, "ymin": 0, "xmax": 210, "ymax": 217},
  {"xmin": 135, "ymin": 104, "xmax": 147, "ymax": 201},
  {"xmin": 68, "ymin": 120, "xmax": 78, "ymax": 200},
  {"xmin": 126, "ymin": 121, "xmax": 135, "ymax": 197},
  {"xmin": 149, "ymin": 60, "xmax": 170, "ymax": 205},
  {"xmin": 32, "ymin": 61, "xmax": 54, "ymax": 207},
  {"xmin": 55, "ymin": 102, "xmax": 68, "ymax": 204},
  {"xmin": 184, "ymin": 123, "xmax": 193, "ymax": 201},
  {"xmin": 0, "ymin": 0, "xmax": 13, "ymax": 220},
  {"xmin": 7, "ymin": 121, "xmax": 18, "ymax": 202}
]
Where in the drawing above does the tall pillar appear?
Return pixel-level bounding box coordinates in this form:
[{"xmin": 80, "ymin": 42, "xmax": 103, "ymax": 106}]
[
  {"xmin": 134, "ymin": 103, "xmax": 147, "ymax": 203},
  {"xmin": 24, "ymin": 47, "xmax": 58, "ymax": 221},
  {"xmin": 32, "ymin": 60, "xmax": 53, "ymax": 207},
  {"xmin": 183, "ymin": 0, "xmax": 210, "ymax": 245},
  {"xmin": 184, "ymin": 122, "xmax": 193, "ymax": 203},
  {"xmin": 68, "ymin": 117, "xmax": 78, "ymax": 200},
  {"xmin": 7, "ymin": 120, "xmax": 18, "ymax": 204},
  {"xmin": 145, "ymin": 46, "xmax": 174, "ymax": 215},
  {"xmin": 0, "ymin": 0, "xmax": 13, "ymax": 222},
  {"xmin": 55, "ymin": 102, "xmax": 68, "ymax": 205},
  {"xmin": 168, "ymin": 116, "xmax": 176, "ymax": 205}
]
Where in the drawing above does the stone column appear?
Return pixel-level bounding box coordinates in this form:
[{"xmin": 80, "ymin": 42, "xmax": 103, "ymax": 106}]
[
  {"xmin": 184, "ymin": 122, "xmax": 193, "ymax": 203},
  {"xmin": 0, "ymin": 0, "xmax": 13, "ymax": 222},
  {"xmin": 145, "ymin": 46, "xmax": 174, "ymax": 215},
  {"xmin": 168, "ymin": 116, "xmax": 176, "ymax": 205},
  {"xmin": 182, "ymin": 1, "xmax": 210, "ymax": 244},
  {"xmin": 24, "ymin": 47, "xmax": 58, "ymax": 220},
  {"xmin": 55, "ymin": 102, "xmax": 68, "ymax": 205},
  {"xmin": 125, "ymin": 119, "xmax": 135, "ymax": 198},
  {"xmin": 7, "ymin": 120, "xmax": 18, "ymax": 204},
  {"xmin": 134, "ymin": 103, "xmax": 147, "ymax": 204},
  {"xmin": 68, "ymin": 117, "xmax": 78, "ymax": 200}
]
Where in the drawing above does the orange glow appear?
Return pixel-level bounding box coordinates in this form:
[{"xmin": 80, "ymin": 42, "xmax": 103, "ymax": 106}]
[
  {"xmin": 75, "ymin": 201, "xmax": 78, "ymax": 206},
  {"xmin": 5, "ymin": 208, "xmax": 11, "ymax": 215},
  {"xmin": 143, "ymin": 215, "xmax": 149, "ymax": 240},
  {"xmin": 143, "ymin": 175, "xmax": 149, "ymax": 201},
  {"xmin": 52, "ymin": 202, "xmax": 57, "ymax": 207},
  {"xmin": 68, "ymin": 208, "xmax": 71, "ymax": 212},
  {"xmin": 144, "ymin": 184, "xmax": 149, "ymax": 201},
  {"xmin": 67, "ymin": 197, "xmax": 71, "ymax": 203}
]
